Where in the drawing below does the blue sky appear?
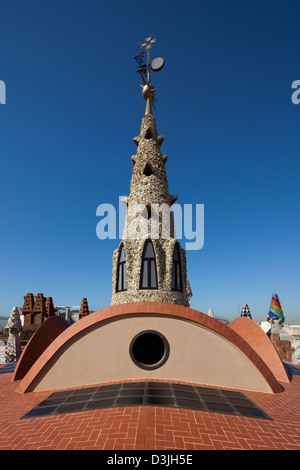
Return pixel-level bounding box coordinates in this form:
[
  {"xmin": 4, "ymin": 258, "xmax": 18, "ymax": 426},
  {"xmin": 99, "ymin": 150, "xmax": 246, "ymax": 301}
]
[{"xmin": 0, "ymin": 0, "xmax": 299, "ymax": 323}]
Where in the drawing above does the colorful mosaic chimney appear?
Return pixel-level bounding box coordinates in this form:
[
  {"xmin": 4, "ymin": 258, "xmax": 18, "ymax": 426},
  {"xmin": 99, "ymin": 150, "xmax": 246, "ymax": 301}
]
[
  {"xmin": 268, "ymin": 294, "xmax": 284, "ymax": 322},
  {"xmin": 241, "ymin": 304, "xmax": 252, "ymax": 319},
  {"xmin": 267, "ymin": 293, "xmax": 285, "ymax": 334}
]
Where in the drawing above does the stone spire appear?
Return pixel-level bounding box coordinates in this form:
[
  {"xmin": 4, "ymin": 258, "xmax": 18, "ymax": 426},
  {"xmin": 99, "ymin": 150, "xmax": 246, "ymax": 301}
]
[{"xmin": 111, "ymin": 38, "xmax": 190, "ymax": 307}]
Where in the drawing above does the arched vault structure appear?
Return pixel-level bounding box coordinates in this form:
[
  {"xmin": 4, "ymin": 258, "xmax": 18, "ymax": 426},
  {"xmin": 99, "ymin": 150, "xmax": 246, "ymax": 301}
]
[{"xmin": 16, "ymin": 302, "xmax": 285, "ymax": 394}]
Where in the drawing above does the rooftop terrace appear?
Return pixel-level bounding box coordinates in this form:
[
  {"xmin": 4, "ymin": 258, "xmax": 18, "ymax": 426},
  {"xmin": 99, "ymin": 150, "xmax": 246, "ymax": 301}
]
[{"xmin": 0, "ymin": 362, "xmax": 299, "ymax": 450}]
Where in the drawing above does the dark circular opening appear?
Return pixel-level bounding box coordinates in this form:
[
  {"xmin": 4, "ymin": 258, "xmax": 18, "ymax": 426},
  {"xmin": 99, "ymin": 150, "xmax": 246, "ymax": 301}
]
[{"xmin": 130, "ymin": 330, "xmax": 169, "ymax": 370}]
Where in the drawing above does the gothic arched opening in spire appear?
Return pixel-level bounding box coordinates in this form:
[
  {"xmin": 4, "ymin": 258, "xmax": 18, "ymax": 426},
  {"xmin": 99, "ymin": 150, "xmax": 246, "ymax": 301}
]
[
  {"xmin": 140, "ymin": 239, "xmax": 158, "ymax": 290},
  {"xmin": 171, "ymin": 243, "xmax": 183, "ymax": 292},
  {"xmin": 116, "ymin": 244, "xmax": 127, "ymax": 292}
]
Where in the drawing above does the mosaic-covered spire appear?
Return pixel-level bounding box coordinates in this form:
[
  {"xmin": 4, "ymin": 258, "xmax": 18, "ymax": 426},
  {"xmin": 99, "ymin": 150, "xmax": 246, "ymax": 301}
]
[
  {"xmin": 241, "ymin": 304, "xmax": 252, "ymax": 319},
  {"xmin": 111, "ymin": 37, "xmax": 190, "ymax": 307},
  {"xmin": 268, "ymin": 294, "xmax": 284, "ymax": 322}
]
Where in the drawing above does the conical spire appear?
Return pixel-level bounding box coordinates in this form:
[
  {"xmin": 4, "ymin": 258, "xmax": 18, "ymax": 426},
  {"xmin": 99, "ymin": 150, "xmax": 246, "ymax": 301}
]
[
  {"xmin": 79, "ymin": 298, "xmax": 89, "ymax": 318},
  {"xmin": 268, "ymin": 294, "xmax": 284, "ymax": 322},
  {"xmin": 126, "ymin": 112, "xmax": 177, "ymax": 215},
  {"xmin": 241, "ymin": 304, "xmax": 252, "ymax": 319},
  {"xmin": 111, "ymin": 36, "xmax": 190, "ymax": 307},
  {"xmin": 111, "ymin": 110, "xmax": 189, "ymax": 306}
]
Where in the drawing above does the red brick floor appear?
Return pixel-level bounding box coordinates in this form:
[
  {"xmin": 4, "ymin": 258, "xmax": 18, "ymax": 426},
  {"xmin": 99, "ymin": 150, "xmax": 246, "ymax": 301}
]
[{"xmin": 0, "ymin": 365, "xmax": 300, "ymax": 450}]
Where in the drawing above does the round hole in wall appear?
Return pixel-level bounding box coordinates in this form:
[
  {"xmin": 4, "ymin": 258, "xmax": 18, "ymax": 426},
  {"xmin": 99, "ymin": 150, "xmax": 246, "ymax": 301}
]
[{"xmin": 130, "ymin": 330, "xmax": 170, "ymax": 370}]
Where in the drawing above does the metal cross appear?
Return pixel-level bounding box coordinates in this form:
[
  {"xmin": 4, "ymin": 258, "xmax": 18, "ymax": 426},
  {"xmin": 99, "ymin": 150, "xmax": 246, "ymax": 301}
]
[{"xmin": 141, "ymin": 36, "xmax": 156, "ymax": 66}]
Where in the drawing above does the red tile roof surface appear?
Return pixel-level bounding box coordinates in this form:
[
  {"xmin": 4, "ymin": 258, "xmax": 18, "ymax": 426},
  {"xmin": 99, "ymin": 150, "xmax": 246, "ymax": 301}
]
[{"xmin": 1, "ymin": 366, "xmax": 300, "ymax": 450}]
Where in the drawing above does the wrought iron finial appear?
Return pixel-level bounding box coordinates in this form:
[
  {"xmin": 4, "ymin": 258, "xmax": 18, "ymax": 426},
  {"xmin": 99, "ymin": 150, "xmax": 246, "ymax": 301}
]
[{"xmin": 134, "ymin": 36, "xmax": 165, "ymax": 114}]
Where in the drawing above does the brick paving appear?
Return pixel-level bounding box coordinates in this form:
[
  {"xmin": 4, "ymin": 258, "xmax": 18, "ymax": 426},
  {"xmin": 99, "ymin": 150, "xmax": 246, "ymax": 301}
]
[{"xmin": 0, "ymin": 364, "xmax": 300, "ymax": 450}]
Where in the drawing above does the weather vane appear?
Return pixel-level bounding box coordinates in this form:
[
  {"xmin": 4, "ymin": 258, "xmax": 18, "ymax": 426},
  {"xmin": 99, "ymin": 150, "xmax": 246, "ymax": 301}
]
[{"xmin": 134, "ymin": 35, "xmax": 165, "ymax": 113}]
